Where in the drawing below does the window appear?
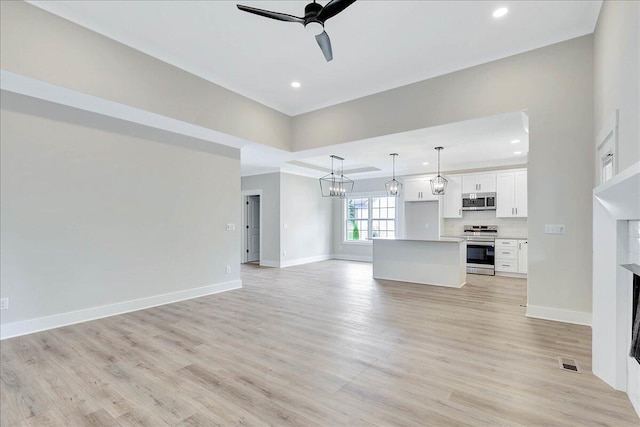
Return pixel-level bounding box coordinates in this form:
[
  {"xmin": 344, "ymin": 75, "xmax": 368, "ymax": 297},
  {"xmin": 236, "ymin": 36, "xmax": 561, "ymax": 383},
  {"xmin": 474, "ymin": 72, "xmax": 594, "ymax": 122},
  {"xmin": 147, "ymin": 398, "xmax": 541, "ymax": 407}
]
[{"xmin": 345, "ymin": 196, "xmax": 396, "ymax": 241}]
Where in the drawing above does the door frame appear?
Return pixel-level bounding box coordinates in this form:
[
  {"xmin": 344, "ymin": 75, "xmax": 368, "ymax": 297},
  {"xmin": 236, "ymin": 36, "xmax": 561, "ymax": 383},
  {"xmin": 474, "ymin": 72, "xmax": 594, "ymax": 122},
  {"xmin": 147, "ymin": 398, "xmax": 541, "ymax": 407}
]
[{"xmin": 241, "ymin": 190, "xmax": 263, "ymax": 264}]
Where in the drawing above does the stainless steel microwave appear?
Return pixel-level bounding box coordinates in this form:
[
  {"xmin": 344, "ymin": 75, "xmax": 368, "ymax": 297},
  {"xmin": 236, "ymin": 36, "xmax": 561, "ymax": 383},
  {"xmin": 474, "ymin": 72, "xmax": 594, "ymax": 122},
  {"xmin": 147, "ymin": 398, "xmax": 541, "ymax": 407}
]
[{"xmin": 462, "ymin": 192, "xmax": 496, "ymax": 211}]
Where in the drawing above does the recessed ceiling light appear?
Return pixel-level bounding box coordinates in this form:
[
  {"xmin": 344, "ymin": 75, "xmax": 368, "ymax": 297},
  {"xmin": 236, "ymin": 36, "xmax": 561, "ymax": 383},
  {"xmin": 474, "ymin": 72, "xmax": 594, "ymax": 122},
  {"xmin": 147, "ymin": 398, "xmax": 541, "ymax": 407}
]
[
  {"xmin": 291, "ymin": 81, "xmax": 301, "ymax": 88},
  {"xmin": 493, "ymin": 7, "xmax": 508, "ymax": 18},
  {"xmin": 514, "ymin": 151, "xmax": 522, "ymax": 155},
  {"xmin": 422, "ymin": 162, "xmax": 430, "ymax": 165},
  {"xmin": 510, "ymin": 139, "xmax": 520, "ymax": 144}
]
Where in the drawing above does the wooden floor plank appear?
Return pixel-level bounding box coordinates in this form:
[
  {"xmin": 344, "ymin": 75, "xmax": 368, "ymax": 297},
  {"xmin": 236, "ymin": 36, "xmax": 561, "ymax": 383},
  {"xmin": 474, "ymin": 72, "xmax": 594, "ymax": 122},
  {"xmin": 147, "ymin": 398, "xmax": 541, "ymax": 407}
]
[{"xmin": 1, "ymin": 260, "xmax": 638, "ymax": 426}]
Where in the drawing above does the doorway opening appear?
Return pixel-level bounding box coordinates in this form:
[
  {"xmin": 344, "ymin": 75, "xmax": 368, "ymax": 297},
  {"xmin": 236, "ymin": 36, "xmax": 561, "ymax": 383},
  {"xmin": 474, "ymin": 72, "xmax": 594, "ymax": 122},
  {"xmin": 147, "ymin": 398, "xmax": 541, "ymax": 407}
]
[{"xmin": 242, "ymin": 192, "xmax": 261, "ymax": 264}]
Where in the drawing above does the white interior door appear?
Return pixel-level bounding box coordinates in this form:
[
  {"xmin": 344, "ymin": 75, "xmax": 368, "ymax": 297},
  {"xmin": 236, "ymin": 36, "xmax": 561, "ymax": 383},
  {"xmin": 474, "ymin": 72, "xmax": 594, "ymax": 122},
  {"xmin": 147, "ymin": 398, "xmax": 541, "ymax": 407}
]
[{"xmin": 247, "ymin": 195, "xmax": 260, "ymax": 262}]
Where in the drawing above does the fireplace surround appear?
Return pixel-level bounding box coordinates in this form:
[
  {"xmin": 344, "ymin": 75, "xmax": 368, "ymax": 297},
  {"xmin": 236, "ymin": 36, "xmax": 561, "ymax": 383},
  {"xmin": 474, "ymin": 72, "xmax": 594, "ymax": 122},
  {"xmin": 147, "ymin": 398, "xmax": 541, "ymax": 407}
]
[
  {"xmin": 630, "ymin": 270, "xmax": 639, "ymax": 363},
  {"xmin": 592, "ymin": 162, "xmax": 640, "ymax": 417}
]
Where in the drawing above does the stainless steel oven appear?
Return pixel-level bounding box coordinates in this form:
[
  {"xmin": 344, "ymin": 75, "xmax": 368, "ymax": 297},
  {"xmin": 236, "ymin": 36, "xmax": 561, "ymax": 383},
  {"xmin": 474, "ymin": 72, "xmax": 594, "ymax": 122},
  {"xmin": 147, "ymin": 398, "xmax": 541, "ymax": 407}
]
[
  {"xmin": 463, "ymin": 225, "xmax": 497, "ymax": 276},
  {"xmin": 466, "ymin": 240, "xmax": 495, "ymax": 275}
]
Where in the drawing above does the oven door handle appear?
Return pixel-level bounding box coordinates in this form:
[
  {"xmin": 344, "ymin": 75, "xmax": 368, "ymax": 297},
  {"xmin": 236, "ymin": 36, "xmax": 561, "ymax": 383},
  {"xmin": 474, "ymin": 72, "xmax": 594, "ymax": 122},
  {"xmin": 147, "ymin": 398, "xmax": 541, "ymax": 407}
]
[{"xmin": 467, "ymin": 241, "xmax": 495, "ymax": 247}]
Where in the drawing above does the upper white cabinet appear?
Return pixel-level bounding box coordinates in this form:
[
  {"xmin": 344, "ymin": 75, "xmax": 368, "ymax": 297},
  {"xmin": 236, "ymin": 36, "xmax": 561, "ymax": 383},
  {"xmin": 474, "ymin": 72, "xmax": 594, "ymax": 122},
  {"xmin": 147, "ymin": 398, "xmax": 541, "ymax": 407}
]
[
  {"xmin": 514, "ymin": 172, "xmax": 528, "ymax": 217},
  {"xmin": 496, "ymin": 170, "xmax": 527, "ymax": 217},
  {"xmin": 403, "ymin": 178, "xmax": 438, "ymax": 202},
  {"xmin": 442, "ymin": 175, "xmax": 462, "ymax": 218},
  {"xmin": 461, "ymin": 173, "xmax": 496, "ymax": 193}
]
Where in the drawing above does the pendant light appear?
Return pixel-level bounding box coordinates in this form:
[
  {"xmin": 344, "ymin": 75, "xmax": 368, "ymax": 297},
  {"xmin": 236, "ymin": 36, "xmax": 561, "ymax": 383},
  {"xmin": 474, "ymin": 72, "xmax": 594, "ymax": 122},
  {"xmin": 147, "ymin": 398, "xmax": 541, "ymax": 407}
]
[
  {"xmin": 385, "ymin": 153, "xmax": 402, "ymax": 197},
  {"xmin": 319, "ymin": 155, "xmax": 354, "ymax": 198},
  {"xmin": 431, "ymin": 146, "xmax": 447, "ymax": 195}
]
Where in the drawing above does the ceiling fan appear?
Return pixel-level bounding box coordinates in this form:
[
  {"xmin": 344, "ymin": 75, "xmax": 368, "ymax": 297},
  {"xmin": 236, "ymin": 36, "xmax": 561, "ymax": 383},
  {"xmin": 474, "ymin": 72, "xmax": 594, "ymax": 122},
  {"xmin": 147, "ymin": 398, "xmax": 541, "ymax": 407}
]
[{"xmin": 236, "ymin": 0, "xmax": 356, "ymax": 62}]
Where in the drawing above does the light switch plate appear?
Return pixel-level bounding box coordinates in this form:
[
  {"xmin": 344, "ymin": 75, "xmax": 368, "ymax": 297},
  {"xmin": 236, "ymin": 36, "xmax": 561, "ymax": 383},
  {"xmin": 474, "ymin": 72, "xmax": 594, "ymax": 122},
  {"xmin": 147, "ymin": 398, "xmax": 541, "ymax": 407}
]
[{"xmin": 545, "ymin": 224, "xmax": 566, "ymax": 234}]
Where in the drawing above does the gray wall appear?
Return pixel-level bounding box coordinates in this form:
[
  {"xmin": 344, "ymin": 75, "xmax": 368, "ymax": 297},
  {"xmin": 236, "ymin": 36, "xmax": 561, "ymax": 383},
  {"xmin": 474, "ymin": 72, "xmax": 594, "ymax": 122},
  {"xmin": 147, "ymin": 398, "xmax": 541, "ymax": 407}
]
[
  {"xmin": 0, "ymin": 1, "xmax": 291, "ymax": 151},
  {"xmin": 294, "ymin": 36, "xmax": 595, "ymax": 319},
  {"xmin": 594, "ymin": 0, "xmax": 640, "ymax": 174},
  {"xmin": 241, "ymin": 173, "xmax": 281, "ymax": 265},
  {"xmin": 242, "ymin": 173, "xmax": 332, "ymax": 266},
  {"xmin": 280, "ymin": 173, "xmax": 333, "ymax": 264},
  {"xmin": 0, "ymin": 93, "xmax": 241, "ymax": 325}
]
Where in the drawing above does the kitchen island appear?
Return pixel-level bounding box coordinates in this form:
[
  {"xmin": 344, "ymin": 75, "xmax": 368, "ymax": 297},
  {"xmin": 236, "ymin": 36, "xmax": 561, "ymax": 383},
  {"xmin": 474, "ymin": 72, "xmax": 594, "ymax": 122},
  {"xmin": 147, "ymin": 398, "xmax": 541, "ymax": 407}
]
[{"xmin": 372, "ymin": 238, "xmax": 467, "ymax": 287}]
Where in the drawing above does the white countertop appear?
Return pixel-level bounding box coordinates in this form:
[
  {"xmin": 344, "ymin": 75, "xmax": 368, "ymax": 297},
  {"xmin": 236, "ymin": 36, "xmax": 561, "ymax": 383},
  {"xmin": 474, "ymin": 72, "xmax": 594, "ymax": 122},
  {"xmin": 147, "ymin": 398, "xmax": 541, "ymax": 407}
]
[{"xmin": 373, "ymin": 237, "xmax": 465, "ymax": 243}]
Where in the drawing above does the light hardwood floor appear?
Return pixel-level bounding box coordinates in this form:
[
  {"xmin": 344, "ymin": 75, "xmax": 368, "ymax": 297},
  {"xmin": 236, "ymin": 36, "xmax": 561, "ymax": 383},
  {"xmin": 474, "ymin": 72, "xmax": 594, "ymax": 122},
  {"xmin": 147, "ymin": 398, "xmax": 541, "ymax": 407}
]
[{"xmin": 1, "ymin": 260, "xmax": 638, "ymax": 426}]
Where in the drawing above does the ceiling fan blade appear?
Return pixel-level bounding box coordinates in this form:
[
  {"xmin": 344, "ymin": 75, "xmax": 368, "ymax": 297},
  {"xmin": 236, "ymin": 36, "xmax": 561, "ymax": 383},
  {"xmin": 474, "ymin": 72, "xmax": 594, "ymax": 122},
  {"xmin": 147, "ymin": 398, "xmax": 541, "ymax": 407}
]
[
  {"xmin": 317, "ymin": 0, "xmax": 356, "ymax": 22},
  {"xmin": 237, "ymin": 4, "xmax": 304, "ymax": 24},
  {"xmin": 315, "ymin": 31, "xmax": 333, "ymax": 62}
]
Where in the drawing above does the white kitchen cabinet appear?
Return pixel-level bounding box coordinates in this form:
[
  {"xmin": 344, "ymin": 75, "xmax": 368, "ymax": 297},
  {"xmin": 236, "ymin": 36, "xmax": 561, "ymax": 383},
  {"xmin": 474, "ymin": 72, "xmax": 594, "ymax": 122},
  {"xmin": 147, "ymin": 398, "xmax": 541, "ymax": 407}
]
[
  {"xmin": 496, "ymin": 170, "xmax": 527, "ymax": 217},
  {"xmin": 461, "ymin": 173, "xmax": 496, "ymax": 193},
  {"xmin": 495, "ymin": 239, "xmax": 517, "ymax": 272},
  {"xmin": 518, "ymin": 240, "xmax": 528, "ymax": 274},
  {"xmin": 442, "ymin": 175, "xmax": 462, "ymax": 218},
  {"xmin": 495, "ymin": 259, "xmax": 518, "ymax": 273},
  {"xmin": 403, "ymin": 178, "xmax": 437, "ymax": 201},
  {"xmin": 514, "ymin": 172, "xmax": 528, "ymax": 217},
  {"xmin": 495, "ymin": 238, "xmax": 527, "ymax": 276}
]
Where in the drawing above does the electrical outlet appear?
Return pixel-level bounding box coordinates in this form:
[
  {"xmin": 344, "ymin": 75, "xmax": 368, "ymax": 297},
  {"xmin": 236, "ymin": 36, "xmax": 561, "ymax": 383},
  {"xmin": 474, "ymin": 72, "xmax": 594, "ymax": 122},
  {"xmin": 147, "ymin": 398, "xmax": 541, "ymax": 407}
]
[
  {"xmin": 545, "ymin": 224, "xmax": 566, "ymax": 234},
  {"xmin": 0, "ymin": 298, "xmax": 8, "ymax": 310},
  {"xmin": 225, "ymin": 266, "xmax": 231, "ymax": 274},
  {"xmin": 226, "ymin": 223, "xmax": 235, "ymax": 231},
  {"xmin": 282, "ymin": 250, "xmax": 287, "ymax": 257},
  {"xmin": 283, "ymin": 223, "xmax": 288, "ymax": 229}
]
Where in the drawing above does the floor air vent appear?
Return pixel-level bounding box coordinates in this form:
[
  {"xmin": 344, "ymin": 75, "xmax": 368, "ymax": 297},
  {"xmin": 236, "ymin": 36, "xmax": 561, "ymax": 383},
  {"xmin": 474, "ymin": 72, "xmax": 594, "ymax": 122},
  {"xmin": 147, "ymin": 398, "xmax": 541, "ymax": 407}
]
[{"xmin": 558, "ymin": 357, "xmax": 580, "ymax": 373}]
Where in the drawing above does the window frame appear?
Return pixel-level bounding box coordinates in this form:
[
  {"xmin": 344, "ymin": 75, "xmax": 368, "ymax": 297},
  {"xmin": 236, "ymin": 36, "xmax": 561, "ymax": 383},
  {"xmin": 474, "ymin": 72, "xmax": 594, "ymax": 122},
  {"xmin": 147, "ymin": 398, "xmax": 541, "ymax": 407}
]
[{"xmin": 343, "ymin": 194, "xmax": 397, "ymax": 244}]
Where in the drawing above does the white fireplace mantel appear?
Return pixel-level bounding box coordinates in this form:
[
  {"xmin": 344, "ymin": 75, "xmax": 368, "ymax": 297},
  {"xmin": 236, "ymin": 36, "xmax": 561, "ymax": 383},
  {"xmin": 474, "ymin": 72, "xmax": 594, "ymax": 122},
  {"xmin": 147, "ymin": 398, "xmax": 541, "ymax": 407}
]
[{"xmin": 592, "ymin": 161, "xmax": 640, "ymax": 417}]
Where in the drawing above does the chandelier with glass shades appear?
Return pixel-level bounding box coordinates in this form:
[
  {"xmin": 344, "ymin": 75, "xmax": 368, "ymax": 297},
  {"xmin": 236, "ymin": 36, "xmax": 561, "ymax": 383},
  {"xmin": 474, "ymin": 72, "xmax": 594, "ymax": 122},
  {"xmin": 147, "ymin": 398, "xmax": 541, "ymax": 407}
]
[
  {"xmin": 385, "ymin": 153, "xmax": 402, "ymax": 197},
  {"xmin": 431, "ymin": 146, "xmax": 447, "ymax": 195},
  {"xmin": 319, "ymin": 155, "xmax": 354, "ymax": 198}
]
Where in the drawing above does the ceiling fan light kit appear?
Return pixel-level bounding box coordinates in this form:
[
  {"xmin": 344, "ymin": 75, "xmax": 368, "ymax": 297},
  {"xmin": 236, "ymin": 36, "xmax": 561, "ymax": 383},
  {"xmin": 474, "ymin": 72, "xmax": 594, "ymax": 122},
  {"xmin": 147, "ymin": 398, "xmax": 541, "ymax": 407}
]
[
  {"xmin": 236, "ymin": 0, "xmax": 357, "ymax": 62},
  {"xmin": 319, "ymin": 155, "xmax": 354, "ymax": 198}
]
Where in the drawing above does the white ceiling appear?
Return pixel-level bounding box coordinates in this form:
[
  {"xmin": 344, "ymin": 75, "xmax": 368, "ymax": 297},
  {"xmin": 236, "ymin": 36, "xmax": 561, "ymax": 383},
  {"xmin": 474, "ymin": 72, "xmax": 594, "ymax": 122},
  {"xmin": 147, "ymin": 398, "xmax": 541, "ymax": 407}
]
[
  {"xmin": 26, "ymin": 1, "xmax": 596, "ymax": 179},
  {"xmin": 30, "ymin": 0, "xmax": 601, "ymax": 116},
  {"xmin": 242, "ymin": 110, "xmax": 530, "ymax": 179}
]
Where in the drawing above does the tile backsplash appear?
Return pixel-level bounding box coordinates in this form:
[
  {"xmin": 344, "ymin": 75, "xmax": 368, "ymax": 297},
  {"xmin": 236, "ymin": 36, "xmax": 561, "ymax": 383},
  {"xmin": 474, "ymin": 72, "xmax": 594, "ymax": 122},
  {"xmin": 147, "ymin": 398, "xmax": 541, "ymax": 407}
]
[{"xmin": 442, "ymin": 210, "xmax": 528, "ymax": 238}]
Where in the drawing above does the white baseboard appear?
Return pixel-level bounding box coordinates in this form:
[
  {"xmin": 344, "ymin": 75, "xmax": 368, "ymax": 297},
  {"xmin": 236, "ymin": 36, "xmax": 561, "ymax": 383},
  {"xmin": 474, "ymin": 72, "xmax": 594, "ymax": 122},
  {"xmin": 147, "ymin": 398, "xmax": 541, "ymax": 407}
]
[
  {"xmin": 0, "ymin": 280, "xmax": 241, "ymax": 340},
  {"xmin": 373, "ymin": 274, "xmax": 466, "ymax": 288},
  {"xmin": 331, "ymin": 254, "xmax": 373, "ymax": 262},
  {"xmin": 259, "ymin": 260, "xmax": 280, "ymax": 268},
  {"xmin": 261, "ymin": 255, "xmax": 365, "ymax": 268},
  {"xmin": 280, "ymin": 254, "xmax": 331, "ymax": 268},
  {"xmin": 495, "ymin": 272, "xmax": 527, "ymax": 279},
  {"xmin": 526, "ymin": 304, "xmax": 592, "ymax": 326}
]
